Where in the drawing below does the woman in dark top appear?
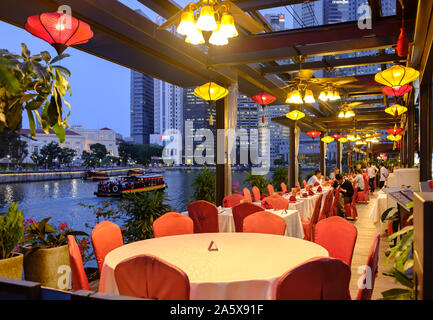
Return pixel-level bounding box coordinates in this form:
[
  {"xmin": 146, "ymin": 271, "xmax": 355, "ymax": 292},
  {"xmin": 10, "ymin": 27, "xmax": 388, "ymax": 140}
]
[{"xmin": 334, "ymin": 174, "xmax": 354, "ymax": 217}]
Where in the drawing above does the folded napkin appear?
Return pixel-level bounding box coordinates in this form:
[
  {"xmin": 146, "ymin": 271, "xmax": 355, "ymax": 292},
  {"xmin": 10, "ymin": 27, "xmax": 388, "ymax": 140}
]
[
  {"xmin": 289, "ymin": 195, "xmax": 297, "ymax": 201},
  {"xmin": 308, "ymin": 189, "xmax": 314, "ymax": 196},
  {"xmin": 314, "ymin": 182, "xmax": 320, "ymax": 186},
  {"xmin": 317, "ymin": 186, "xmax": 322, "ymax": 192},
  {"xmin": 302, "ymin": 192, "xmax": 308, "ymax": 198}
]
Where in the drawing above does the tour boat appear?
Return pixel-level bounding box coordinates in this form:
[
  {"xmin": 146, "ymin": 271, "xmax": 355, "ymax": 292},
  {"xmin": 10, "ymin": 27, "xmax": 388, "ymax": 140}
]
[
  {"xmin": 94, "ymin": 174, "xmax": 165, "ymax": 197},
  {"xmin": 83, "ymin": 170, "xmax": 109, "ymax": 181},
  {"xmin": 127, "ymin": 169, "xmax": 145, "ymax": 176}
]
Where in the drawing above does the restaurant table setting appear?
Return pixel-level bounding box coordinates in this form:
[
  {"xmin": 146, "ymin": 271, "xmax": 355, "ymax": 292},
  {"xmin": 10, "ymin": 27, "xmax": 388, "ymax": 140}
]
[{"xmin": 98, "ymin": 233, "xmax": 329, "ymax": 299}]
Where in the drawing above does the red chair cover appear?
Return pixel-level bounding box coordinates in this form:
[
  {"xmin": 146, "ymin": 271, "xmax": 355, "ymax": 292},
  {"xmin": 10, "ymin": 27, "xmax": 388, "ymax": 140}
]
[
  {"xmin": 91, "ymin": 221, "xmax": 124, "ymax": 273},
  {"xmin": 114, "ymin": 254, "xmax": 190, "ymax": 300},
  {"xmin": 314, "ymin": 216, "xmax": 358, "ymax": 267},
  {"xmin": 232, "ymin": 202, "xmax": 264, "ymax": 232},
  {"xmin": 243, "ymin": 211, "xmax": 286, "ymax": 236},
  {"xmin": 252, "ymin": 186, "xmax": 261, "ymax": 202},
  {"xmin": 357, "ymin": 174, "xmax": 370, "ymax": 202},
  {"xmin": 187, "ymin": 200, "xmax": 219, "ymax": 233},
  {"xmin": 330, "ymin": 186, "xmax": 341, "ymax": 216},
  {"xmin": 275, "ymin": 257, "xmax": 351, "ymax": 300},
  {"xmin": 222, "ymin": 194, "xmax": 245, "ymax": 208},
  {"xmin": 318, "ymin": 189, "xmax": 334, "ymax": 221},
  {"xmin": 301, "ymin": 193, "xmax": 323, "ymax": 241},
  {"xmin": 261, "ymin": 194, "xmax": 289, "ymax": 210},
  {"xmin": 356, "ymin": 233, "xmax": 380, "ymax": 300},
  {"xmin": 243, "ymin": 187, "xmax": 252, "ymax": 203},
  {"xmin": 345, "ymin": 185, "xmax": 358, "ymax": 219},
  {"xmin": 67, "ymin": 235, "xmax": 90, "ymax": 291},
  {"xmin": 281, "ymin": 183, "xmax": 288, "ymax": 194},
  {"xmin": 267, "ymin": 184, "xmax": 275, "ymax": 196},
  {"xmin": 153, "ymin": 212, "xmax": 194, "ymax": 238}
]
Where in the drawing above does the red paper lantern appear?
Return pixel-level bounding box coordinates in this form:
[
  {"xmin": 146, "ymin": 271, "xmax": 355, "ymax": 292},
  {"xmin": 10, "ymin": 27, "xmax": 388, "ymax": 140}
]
[
  {"xmin": 397, "ymin": 27, "xmax": 409, "ymax": 57},
  {"xmin": 386, "ymin": 127, "xmax": 403, "ymax": 135},
  {"xmin": 25, "ymin": 11, "xmax": 93, "ymax": 55},
  {"xmin": 331, "ymin": 133, "xmax": 341, "ymax": 139},
  {"xmin": 252, "ymin": 92, "xmax": 276, "ymax": 123},
  {"xmin": 306, "ymin": 130, "xmax": 321, "ymax": 139},
  {"xmin": 382, "ymin": 84, "xmax": 412, "ymax": 97}
]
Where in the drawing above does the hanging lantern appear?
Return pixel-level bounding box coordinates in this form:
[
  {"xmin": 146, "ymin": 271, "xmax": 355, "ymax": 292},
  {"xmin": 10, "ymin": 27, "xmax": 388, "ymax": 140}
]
[
  {"xmin": 386, "ymin": 127, "xmax": 403, "ymax": 135},
  {"xmin": 338, "ymin": 137, "xmax": 348, "ymax": 143},
  {"xmin": 251, "ymin": 92, "xmax": 276, "ymax": 124},
  {"xmin": 306, "ymin": 130, "xmax": 321, "ymax": 139},
  {"xmin": 331, "ymin": 133, "xmax": 341, "ymax": 139},
  {"xmin": 193, "ymin": 82, "xmax": 228, "ymax": 125},
  {"xmin": 346, "ymin": 134, "xmax": 357, "ymax": 141},
  {"xmin": 375, "ymin": 65, "xmax": 420, "ymax": 89},
  {"xmin": 387, "ymin": 134, "xmax": 402, "ymax": 142},
  {"xmin": 397, "ymin": 27, "xmax": 409, "ymax": 57},
  {"xmin": 286, "ymin": 110, "xmax": 305, "ymax": 121},
  {"xmin": 382, "ymin": 84, "xmax": 412, "ymax": 97},
  {"xmin": 321, "ymin": 136, "xmax": 334, "ymax": 143},
  {"xmin": 25, "ymin": 11, "xmax": 93, "ymax": 55},
  {"xmin": 385, "ymin": 104, "xmax": 408, "ymax": 117}
]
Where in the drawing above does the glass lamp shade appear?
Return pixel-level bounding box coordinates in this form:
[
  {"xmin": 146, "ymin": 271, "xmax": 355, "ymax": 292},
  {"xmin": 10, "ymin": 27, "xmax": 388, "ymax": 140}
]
[
  {"xmin": 375, "ymin": 65, "xmax": 420, "ymax": 88},
  {"xmin": 321, "ymin": 136, "xmax": 335, "ymax": 143},
  {"xmin": 338, "ymin": 137, "xmax": 348, "ymax": 143},
  {"xmin": 382, "ymin": 84, "xmax": 412, "ymax": 97},
  {"xmin": 332, "ymin": 90, "xmax": 341, "ymax": 100},
  {"xmin": 326, "ymin": 91, "xmax": 334, "ymax": 100},
  {"xmin": 288, "ymin": 89, "xmax": 303, "ymax": 104},
  {"xmin": 185, "ymin": 28, "xmax": 205, "ymax": 45},
  {"xmin": 193, "ymin": 82, "xmax": 228, "ymax": 102},
  {"xmin": 346, "ymin": 134, "xmax": 356, "ymax": 141},
  {"xmin": 303, "ymin": 89, "xmax": 316, "ymax": 104},
  {"xmin": 177, "ymin": 10, "xmax": 196, "ymax": 36},
  {"xmin": 251, "ymin": 92, "xmax": 276, "ymax": 106},
  {"xmin": 318, "ymin": 91, "xmax": 328, "ymax": 101},
  {"xmin": 306, "ymin": 130, "xmax": 321, "ymax": 139},
  {"xmin": 385, "ymin": 104, "xmax": 408, "ymax": 117},
  {"xmin": 286, "ymin": 110, "xmax": 305, "ymax": 121},
  {"xmin": 25, "ymin": 11, "xmax": 93, "ymax": 55},
  {"xmin": 209, "ymin": 23, "xmax": 228, "ymax": 46},
  {"xmin": 220, "ymin": 13, "xmax": 238, "ymax": 38},
  {"xmin": 338, "ymin": 110, "xmax": 345, "ymax": 118},
  {"xmin": 344, "ymin": 109, "xmax": 355, "ymax": 118},
  {"xmin": 356, "ymin": 140, "xmax": 367, "ymax": 145},
  {"xmin": 196, "ymin": 5, "xmax": 217, "ymax": 31}
]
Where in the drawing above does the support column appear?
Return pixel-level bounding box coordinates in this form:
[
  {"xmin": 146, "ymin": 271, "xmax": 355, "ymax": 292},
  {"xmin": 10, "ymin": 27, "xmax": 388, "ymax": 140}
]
[
  {"xmin": 407, "ymin": 96, "xmax": 415, "ymax": 167},
  {"xmin": 320, "ymin": 139, "xmax": 325, "ymax": 176},
  {"xmin": 419, "ymin": 61, "xmax": 433, "ymax": 181},
  {"xmin": 336, "ymin": 140, "xmax": 342, "ymax": 171},
  {"xmin": 216, "ymin": 99, "xmax": 225, "ymax": 206},
  {"xmin": 289, "ymin": 122, "xmax": 296, "ymax": 188},
  {"xmin": 400, "ymin": 133, "xmax": 406, "ymax": 167}
]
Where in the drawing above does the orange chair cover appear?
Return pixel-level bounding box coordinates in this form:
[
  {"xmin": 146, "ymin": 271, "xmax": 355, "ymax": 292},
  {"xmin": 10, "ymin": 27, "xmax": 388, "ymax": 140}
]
[
  {"xmin": 252, "ymin": 186, "xmax": 261, "ymax": 202},
  {"xmin": 301, "ymin": 193, "xmax": 323, "ymax": 241},
  {"xmin": 261, "ymin": 194, "xmax": 289, "ymax": 210},
  {"xmin": 281, "ymin": 183, "xmax": 288, "ymax": 194},
  {"xmin": 187, "ymin": 200, "xmax": 219, "ymax": 233},
  {"xmin": 314, "ymin": 216, "xmax": 358, "ymax": 267},
  {"xmin": 243, "ymin": 211, "xmax": 286, "ymax": 236},
  {"xmin": 267, "ymin": 184, "xmax": 275, "ymax": 196},
  {"xmin": 232, "ymin": 202, "xmax": 264, "ymax": 232},
  {"xmin": 303, "ymin": 180, "xmax": 307, "ymax": 189},
  {"xmin": 114, "ymin": 254, "xmax": 190, "ymax": 300},
  {"xmin": 275, "ymin": 257, "xmax": 351, "ymax": 300},
  {"xmin": 356, "ymin": 233, "xmax": 380, "ymax": 300},
  {"xmin": 153, "ymin": 212, "xmax": 194, "ymax": 238},
  {"xmin": 67, "ymin": 235, "xmax": 90, "ymax": 291},
  {"xmin": 222, "ymin": 194, "xmax": 245, "ymax": 208},
  {"xmin": 92, "ymin": 220, "xmax": 124, "ymax": 273},
  {"xmin": 242, "ymin": 187, "xmax": 253, "ymax": 203}
]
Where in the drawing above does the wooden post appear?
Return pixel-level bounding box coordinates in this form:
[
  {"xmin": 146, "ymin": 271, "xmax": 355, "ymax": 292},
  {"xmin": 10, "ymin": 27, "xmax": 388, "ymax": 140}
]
[
  {"xmin": 216, "ymin": 98, "xmax": 225, "ymax": 206},
  {"xmin": 289, "ymin": 122, "xmax": 296, "ymax": 188},
  {"xmin": 407, "ymin": 95, "xmax": 415, "ymax": 167},
  {"xmin": 320, "ymin": 139, "xmax": 325, "ymax": 176},
  {"xmin": 336, "ymin": 140, "xmax": 342, "ymax": 171},
  {"xmin": 419, "ymin": 60, "xmax": 433, "ymax": 181}
]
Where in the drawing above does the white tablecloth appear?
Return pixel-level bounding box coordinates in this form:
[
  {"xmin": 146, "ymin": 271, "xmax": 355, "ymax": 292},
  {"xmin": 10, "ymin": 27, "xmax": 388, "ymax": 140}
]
[
  {"xmin": 282, "ymin": 186, "xmax": 331, "ymax": 221},
  {"xmin": 369, "ymin": 191, "xmax": 388, "ymax": 234},
  {"xmin": 182, "ymin": 207, "xmax": 304, "ymax": 239},
  {"xmin": 99, "ymin": 233, "xmax": 329, "ymax": 299}
]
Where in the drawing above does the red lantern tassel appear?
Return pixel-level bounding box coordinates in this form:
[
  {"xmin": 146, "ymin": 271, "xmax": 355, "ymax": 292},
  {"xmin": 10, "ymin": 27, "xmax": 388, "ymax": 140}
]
[
  {"xmin": 397, "ymin": 27, "xmax": 408, "ymax": 57},
  {"xmin": 262, "ymin": 115, "xmax": 265, "ymax": 123}
]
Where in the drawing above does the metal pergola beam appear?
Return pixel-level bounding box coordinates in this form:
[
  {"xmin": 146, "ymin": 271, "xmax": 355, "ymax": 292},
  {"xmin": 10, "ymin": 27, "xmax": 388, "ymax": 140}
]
[
  {"xmin": 234, "ymin": 0, "xmax": 315, "ymax": 11},
  {"xmin": 313, "ymin": 112, "xmax": 394, "ymax": 123}
]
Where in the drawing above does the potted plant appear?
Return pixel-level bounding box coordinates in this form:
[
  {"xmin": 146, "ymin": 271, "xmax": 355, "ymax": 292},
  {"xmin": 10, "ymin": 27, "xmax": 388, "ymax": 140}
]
[
  {"xmin": 0, "ymin": 202, "xmax": 24, "ymax": 279},
  {"xmin": 21, "ymin": 217, "xmax": 88, "ymax": 290}
]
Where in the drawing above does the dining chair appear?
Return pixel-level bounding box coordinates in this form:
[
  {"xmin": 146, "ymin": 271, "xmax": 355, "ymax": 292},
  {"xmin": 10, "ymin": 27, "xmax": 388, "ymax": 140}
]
[
  {"xmin": 357, "ymin": 174, "xmax": 370, "ymax": 203},
  {"xmin": 318, "ymin": 189, "xmax": 334, "ymax": 221},
  {"xmin": 281, "ymin": 182, "xmax": 288, "ymax": 194},
  {"xmin": 153, "ymin": 212, "xmax": 194, "ymax": 238},
  {"xmin": 301, "ymin": 193, "xmax": 323, "ymax": 241},
  {"xmin": 345, "ymin": 185, "xmax": 358, "ymax": 219},
  {"xmin": 187, "ymin": 200, "xmax": 219, "ymax": 233},
  {"xmin": 356, "ymin": 233, "xmax": 380, "ymax": 300},
  {"xmin": 330, "ymin": 186, "xmax": 341, "ymax": 216},
  {"xmin": 232, "ymin": 202, "xmax": 264, "ymax": 232},
  {"xmin": 303, "ymin": 180, "xmax": 307, "ymax": 189},
  {"xmin": 243, "ymin": 211, "xmax": 286, "ymax": 236},
  {"xmin": 222, "ymin": 194, "xmax": 245, "ymax": 208},
  {"xmin": 67, "ymin": 235, "xmax": 90, "ymax": 291},
  {"xmin": 267, "ymin": 184, "xmax": 275, "ymax": 196},
  {"xmin": 242, "ymin": 187, "xmax": 253, "ymax": 202},
  {"xmin": 252, "ymin": 186, "xmax": 261, "ymax": 202},
  {"xmin": 114, "ymin": 254, "xmax": 190, "ymax": 300},
  {"xmin": 275, "ymin": 257, "xmax": 351, "ymax": 300},
  {"xmin": 314, "ymin": 216, "xmax": 358, "ymax": 267},
  {"xmin": 91, "ymin": 221, "xmax": 124, "ymax": 273},
  {"xmin": 261, "ymin": 194, "xmax": 289, "ymax": 210}
]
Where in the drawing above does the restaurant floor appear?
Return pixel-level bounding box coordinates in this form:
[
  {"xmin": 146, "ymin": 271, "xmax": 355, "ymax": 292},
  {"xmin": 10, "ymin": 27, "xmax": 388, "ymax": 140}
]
[{"xmin": 88, "ymin": 192, "xmax": 406, "ymax": 299}]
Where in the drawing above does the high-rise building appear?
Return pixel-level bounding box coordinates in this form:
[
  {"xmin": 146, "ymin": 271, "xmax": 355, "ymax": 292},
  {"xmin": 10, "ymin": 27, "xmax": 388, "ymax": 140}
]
[{"xmin": 263, "ymin": 13, "xmax": 286, "ymax": 31}]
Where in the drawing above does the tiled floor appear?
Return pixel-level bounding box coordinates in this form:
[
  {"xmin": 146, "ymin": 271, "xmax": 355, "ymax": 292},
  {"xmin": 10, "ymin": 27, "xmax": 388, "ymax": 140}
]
[{"xmin": 348, "ymin": 192, "xmax": 406, "ymax": 300}]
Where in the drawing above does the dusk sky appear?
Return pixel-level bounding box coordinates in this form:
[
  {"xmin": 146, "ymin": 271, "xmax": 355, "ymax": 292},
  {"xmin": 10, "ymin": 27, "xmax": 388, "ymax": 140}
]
[{"xmin": 0, "ymin": 0, "xmax": 282, "ymax": 138}]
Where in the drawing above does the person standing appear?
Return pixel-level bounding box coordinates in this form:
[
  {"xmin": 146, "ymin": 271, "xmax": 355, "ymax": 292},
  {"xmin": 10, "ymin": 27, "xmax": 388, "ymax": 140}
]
[
  {"xmin": 334, "ymin": 174, "xmax": 354, "ymax": 218},
  {"xmin": 329, "ymin": 168, "xmax": 340, "ymax": 180},
  {"xmin": 379, "ymin": 163, "xmax": 389, "ymax": 189},
  {"xmin": 366, "ymin": 162, "xmax": 378, "ymax": 192}
]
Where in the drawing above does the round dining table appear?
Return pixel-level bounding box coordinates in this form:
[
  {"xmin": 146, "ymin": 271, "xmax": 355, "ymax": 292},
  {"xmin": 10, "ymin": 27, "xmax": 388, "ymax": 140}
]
[{"xmin": 98, "ymin": 233, "xmax": 329, "ymax": 300}]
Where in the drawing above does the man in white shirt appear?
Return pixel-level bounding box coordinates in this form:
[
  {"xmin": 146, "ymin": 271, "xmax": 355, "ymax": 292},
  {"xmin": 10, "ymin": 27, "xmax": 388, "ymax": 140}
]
[
  {"xmin": 366, "ymin": 162, "xmax": 378, "ymax": 192},
  {"xmin": 379, "ymin": 163, "xmax": 389, "ymax": 189},
  {"xmin": 307, "ymin": 170, "xmax": 322, "ymax": 186}
]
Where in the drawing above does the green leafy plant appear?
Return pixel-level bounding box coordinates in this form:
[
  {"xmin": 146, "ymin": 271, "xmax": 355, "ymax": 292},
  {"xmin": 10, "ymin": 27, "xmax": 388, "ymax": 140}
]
[
  {"xmin": 21, "ymin": 217, "xmax": 88, "ymax": 253},
  {"xmin": 0, "ymin": 44, "xmax": 72, "ymax": 142},
  {"xmin": 272, "ymin": 168, "xmax": 288, "ymax": 191},
  {"xmin": 380, "ymin": 208, "xmax": 414, "ymax": 300},
  {"xmin": 192, "ymin": 167, "xmax": 216, "ymax": 204},
  {"xmin": 244, "ymin": 171, "xmax": 270, "ymax": 195},
  {"xmin": 0, "ymin": 202, "xmax": 24, "ymax": 260}
]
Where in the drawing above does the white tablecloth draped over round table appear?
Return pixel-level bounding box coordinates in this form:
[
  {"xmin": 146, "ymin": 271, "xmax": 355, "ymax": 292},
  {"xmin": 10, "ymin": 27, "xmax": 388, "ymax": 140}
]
[{"xmin": 98, "ymin": 233, "xmax": 329, "ymax": 299}]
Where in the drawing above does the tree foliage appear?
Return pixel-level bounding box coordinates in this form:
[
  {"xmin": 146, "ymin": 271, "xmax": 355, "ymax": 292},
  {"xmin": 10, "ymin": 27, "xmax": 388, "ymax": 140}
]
[
  {"xmin": 272, "ymin": 168, "xmax": 288, "ymax": 191},
  {"xmin": 0, "ymin": 44, "xmax": 72, "ymax": 142},
  {"xmin": 192, "ymin": 167, "xmax": 216, "ymax": 204},
  {"xmin": 244, "ymin": 171, "xmax": 270, "ymax": 195},
  {"xmin": 118, "ymin": 142, "xmax": 163, "ymax": 165},
  {"xmin": 0, "ymin": 127, "xmax": 28, "ymax": 165},
  {"xmin": 0, "ymin": 202, "xmax": 24, "ymax": 260}
]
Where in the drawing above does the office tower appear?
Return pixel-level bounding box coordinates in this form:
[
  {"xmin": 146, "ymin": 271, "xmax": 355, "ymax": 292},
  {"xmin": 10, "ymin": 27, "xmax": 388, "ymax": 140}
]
[{"xmin": 263, "ymin": 13, "xmax": 286, "ymax": 31}]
